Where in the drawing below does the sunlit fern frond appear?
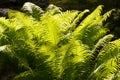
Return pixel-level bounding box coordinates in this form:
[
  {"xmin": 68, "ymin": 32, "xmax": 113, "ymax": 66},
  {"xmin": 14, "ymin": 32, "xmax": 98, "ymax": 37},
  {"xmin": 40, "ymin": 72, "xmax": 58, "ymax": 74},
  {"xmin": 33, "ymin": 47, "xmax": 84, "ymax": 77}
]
[
  {"xmin": 40, "ymin": 39, "xmax": 93, "ymax": 80},
  {"xmin": 72, "ymin": 5, "xmax": 113, "ymax": 49},
  {"xmin": 88, "ymin": 39, "xmax": 120, "ymax": 80},
  {"xmin": 69, "ymin": 9, "xmax": 90, "ymax": 31},
  {"xmin": 59, "ymin": 39, "xmax": 93, "ymax": 80},
  {"xmin": 72, "ymin": 5, "xmax": 104, "ymax": 39},
  {"xmin": 38, "ymin": 10, "xmax": 79, "ymax": 45},
  {"xmin": 79, "ymin": 5, "xmax": 103, "ymax": 26}
]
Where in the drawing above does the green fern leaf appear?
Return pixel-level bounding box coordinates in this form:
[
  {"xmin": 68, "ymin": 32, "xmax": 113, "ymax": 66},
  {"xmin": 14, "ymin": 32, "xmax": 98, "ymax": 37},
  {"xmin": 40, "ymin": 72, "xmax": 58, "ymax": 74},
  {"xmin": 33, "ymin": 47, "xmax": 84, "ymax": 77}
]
[{"xmin": 88, "ymin": 39, "xmax": 120, "ymax": 80}]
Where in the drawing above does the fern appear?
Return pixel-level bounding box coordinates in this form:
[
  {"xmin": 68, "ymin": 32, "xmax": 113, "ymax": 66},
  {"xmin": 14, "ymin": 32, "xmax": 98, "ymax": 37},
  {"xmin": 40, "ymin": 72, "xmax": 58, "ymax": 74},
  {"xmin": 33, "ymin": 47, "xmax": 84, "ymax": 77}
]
[
  {"xmin": 88, "ymin": 39, "xmax": 120, "ymax": 80},
  {"xmin": 59, "ymin": 40, "xmax": 93, "ymax": 80},
  {"xmin": 72, "ymin": 5, "xmax": 113, "ymax": 49},
  {"xmin": 92, "ymin": 34, "xmax": 114, "ymax": 56},
  {"xmin": 69, "ymin": 9, "xmax": 90, "ymax": 31},
  {"xmin": 0, "ymin": 3, "xmax": 119, "ymax": 80}
]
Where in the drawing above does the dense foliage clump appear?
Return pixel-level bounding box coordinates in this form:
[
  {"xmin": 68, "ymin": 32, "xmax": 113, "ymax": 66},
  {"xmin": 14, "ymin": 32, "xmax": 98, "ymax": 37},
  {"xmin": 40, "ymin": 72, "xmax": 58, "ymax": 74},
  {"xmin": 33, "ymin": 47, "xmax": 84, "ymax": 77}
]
[{"xmin": 0, "ymin": 2, "xmax": 120, "ymax": 80}]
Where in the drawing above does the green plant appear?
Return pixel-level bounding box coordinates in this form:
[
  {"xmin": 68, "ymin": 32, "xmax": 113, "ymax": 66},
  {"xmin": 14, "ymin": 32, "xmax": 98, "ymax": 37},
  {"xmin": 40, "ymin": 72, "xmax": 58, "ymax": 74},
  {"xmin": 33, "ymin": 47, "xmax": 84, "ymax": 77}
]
[{"xmin": 0, "ymin": 2, "xmax": 119, "ymax": 80}]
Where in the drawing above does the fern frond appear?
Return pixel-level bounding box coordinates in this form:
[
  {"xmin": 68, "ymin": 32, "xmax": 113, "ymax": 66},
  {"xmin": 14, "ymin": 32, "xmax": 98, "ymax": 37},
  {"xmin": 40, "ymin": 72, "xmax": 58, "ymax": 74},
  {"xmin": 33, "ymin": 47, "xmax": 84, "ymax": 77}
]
[
  {"xmin": 80, "ymin": 5, "xmax": 103, "ymax": 26},
  {"xmin": 72, "ymin": 5, "xmax": 103, "ymax": 36},
  {"xmin": 72, "ymin": 5, "xmax": 113, "ymax": 49},
  {"xmin": 0, "ymin": 17, "xmax": 8, "ymax": 33},
  {"xmin": 36, "ymin": 39, "xmax": 92, "ymax": 80},
  {"xmin": 58, "ymin": 40, "xmax": 92, "ymax": 80},
  {"xmin": 8, "ymin": 10, "xmax": 41, "ymax": 40},
  {"xmin": 39, "ymin": 10, "xmax": 79, "ymax": 45},
  {"xmin": 44, "ymin": 40, "xmax": 92, "ymax": 80},
  {"xmin": 92, "ymin": 34, "xmax": 114, "ymax": 57},
  {"xmin": 8, "ymin": 10, "xmax": 37, "ymax": 27},
  {"xmin": 0, "ymin": 14, "xmax": 40, "ymax": 79},
  {"xmin": 54, "ymin": 10, "xmax": 79, "ymax": 32},
  {"xmin": 66, "ymin": 9, "xmax": 90, "ymax": 33},
  {"xmin": 39, "ymin": 17, "xmax": 61, "ymax": 45},
  {"xmin": 102, "ymin": 9, "xmax": 115, "ymax": 22},
  {"xmin": 88, "ymin": 39, "xmax": 120, "ymax": 80}
]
